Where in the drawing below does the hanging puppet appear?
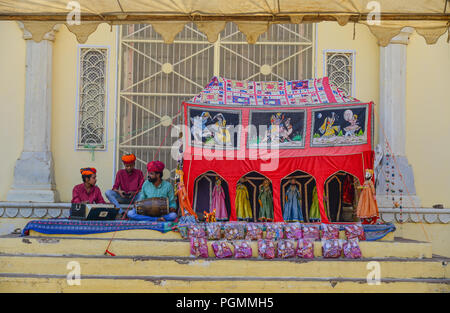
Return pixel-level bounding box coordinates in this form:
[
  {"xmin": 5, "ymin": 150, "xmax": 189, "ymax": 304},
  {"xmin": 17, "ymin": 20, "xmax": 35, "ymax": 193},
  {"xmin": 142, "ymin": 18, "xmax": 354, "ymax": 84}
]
[
  {"xmin": 211, "ymin": 176, "xmax": 228, "ymax": 221},
  {"xmin": 235, "ymin": 178, "xmax": 253, "ymax": 221},
  {"xmin": 258, "ymin": 179, "xmax": 274, "ymax": 222},
  {"xmin": 356, "ymin": 169, "xmax": 379, "ymax": 224},
  {"xmin": 342, "ymin": 174, "xmax": 355, "ymax": 205},
  {"xmin": 308, "ymin": 186, "xmax": 329, "ymax": 222},
  {"xmin": 283, "ymin": 179, "xmax": 304, "ymax": 222}
]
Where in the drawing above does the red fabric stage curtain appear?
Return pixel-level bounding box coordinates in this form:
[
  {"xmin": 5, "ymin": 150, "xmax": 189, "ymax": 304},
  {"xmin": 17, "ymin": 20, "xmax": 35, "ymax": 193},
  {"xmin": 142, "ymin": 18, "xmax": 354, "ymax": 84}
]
[
  {"xmin": 182, "ymin": 100, "xmax": 374, "ymax": 223},
  {"xmin": 184, "ymin": 151, "xmax": 374, "ymax": 223}
]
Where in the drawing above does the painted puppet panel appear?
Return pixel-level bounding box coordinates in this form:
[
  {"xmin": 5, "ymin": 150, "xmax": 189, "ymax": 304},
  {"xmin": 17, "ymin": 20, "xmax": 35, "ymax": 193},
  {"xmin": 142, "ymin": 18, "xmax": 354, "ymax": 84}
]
[
  {"xmin": 188, "ymin": 108, "xmax": 241, "ymax": 149},
  {"xmin": 248, "ymin": 110, "xmax": 306, "ymax": 149},
  {"xmin": 311, "ymin": 106, "xmax": 368, "ymax": 147}
]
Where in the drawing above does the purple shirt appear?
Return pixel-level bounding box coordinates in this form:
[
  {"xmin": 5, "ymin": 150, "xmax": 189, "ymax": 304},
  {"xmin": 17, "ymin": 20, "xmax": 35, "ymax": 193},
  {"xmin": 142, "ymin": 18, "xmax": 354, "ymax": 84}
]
[
  {"xmin": 71, "ymin": 184, "xmax": 106, "ymax": 204},
  {"xmin": 112, "ymin": 169, "xmax": 145, "ymax": 193}
]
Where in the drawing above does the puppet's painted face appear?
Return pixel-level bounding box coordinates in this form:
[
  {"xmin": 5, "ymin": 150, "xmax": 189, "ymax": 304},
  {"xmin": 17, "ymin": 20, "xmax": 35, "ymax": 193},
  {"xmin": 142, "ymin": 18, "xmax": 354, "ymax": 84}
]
[
  {"xmin": 365, "ymin": 172, "xmax": 373, "ymax": 180},
  {"xmin": 263, "ymin": 179, "xmax": 270, "ymax": 187}
]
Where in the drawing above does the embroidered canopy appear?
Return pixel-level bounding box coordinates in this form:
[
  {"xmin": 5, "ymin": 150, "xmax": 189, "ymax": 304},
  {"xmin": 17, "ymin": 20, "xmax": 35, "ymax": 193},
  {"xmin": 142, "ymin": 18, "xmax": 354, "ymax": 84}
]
[
  {"xmin": 0, "ymin": 0, "xmax": 448, "ymax": 45},
  {"xmin": 183, "ymin": 77, "xmax": 374, "ymax": 223}
]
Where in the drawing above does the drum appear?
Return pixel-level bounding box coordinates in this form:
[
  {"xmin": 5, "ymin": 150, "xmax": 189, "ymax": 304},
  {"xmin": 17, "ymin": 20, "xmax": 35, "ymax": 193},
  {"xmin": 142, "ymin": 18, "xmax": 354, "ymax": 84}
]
[{"xmin": 135, "ymin": 197, "xmax": 169, "ymax": 217}]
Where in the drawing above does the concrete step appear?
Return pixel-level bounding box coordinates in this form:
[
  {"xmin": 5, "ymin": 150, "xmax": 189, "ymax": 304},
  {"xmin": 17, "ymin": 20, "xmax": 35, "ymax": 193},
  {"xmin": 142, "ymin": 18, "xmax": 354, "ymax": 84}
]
[
  {"xmin": 26, "ymin": 229, "xmax": 395, "ymax": 241},
  {"xmin": 0, "ymin": 254, "xmax": 448, "ymax": 279},
  {"xmin": 1, "ymin": 274, "xmax": 448, "ymax": 293},
  {"xmin": 0, "ymin": 235, "xmax": 432, "ymax": 259}
]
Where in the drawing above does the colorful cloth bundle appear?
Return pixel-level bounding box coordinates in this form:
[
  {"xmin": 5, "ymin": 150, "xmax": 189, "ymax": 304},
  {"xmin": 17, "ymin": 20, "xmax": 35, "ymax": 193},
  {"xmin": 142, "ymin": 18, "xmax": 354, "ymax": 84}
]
[
  {"xmin": 343, "ymin": 239, "xmax": 362, "ymax": 259},
  {"xmin": 302, "ymin": 224, "xmax": 320, "ymax": 241},
  {"xmin": 224, "ymin": 222, "xmax": 245, "ymax": 240},
  {"xmin": 344, "ymin": 223, "xmax": 366, "ymax": 241},
  {"xmin": 296, "ymin": 239, "xmax": 314, "ymax": 259},
  {"xmin": 277, "ymin": 239, "xmax": 296, "ymax": 259},
  {"xmin": 284, "ymin": 222, "xmax": 303, "ymax": 239},
  {"xmin": 205, "ymin": 222, "xmax": 222, "ymax": 240},
  {"xmin": 265, "ymin": 223, "xmax": 285, "ymax": 240},
  {"xmin": 211, "ymin": 240, "xmax": 234, "ymax": 258},
  {"xmin": 257, "ymin": 239, "xmax": 276, "ymax": 259},
  {"xmin": 322, "ymin": 239, "xmax": 343, "ymax": 258},
  {"xmin": 188, "ymin": 224, "xmax": 206, "ymax": 238},
  {"xmin": 190, "ymin": 237, "xmax": 209, "ymax": 258},
  {"xmin": 245, "ymin": 223, "xmax": 264, "ymax": 240},
  {"xmin": 321, "ymin": 223, "xmax": 340, "ymax": 240},
  {"xmin": 233, "ymin": 240, "xmax": 253, "ymax": 258}
]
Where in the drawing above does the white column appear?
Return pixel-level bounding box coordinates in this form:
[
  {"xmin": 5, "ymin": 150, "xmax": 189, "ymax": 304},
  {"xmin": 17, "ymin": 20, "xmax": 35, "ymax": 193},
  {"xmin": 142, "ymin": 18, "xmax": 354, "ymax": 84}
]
[
  {"xmin": 376, "ymin": 27, "xmax": 421, "ymax": 208},
  {"xmin": 7, "ymin": 24, "xmax": 59, "ymax": 202}
]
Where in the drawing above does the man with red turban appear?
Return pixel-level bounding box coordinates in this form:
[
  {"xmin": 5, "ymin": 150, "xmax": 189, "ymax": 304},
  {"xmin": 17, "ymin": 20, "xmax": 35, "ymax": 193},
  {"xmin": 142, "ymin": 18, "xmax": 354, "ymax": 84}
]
[
  {"xmin": 72, "ymin": 167, "xmax": 106, "ymax": 204},
  {"xmin": 127, "ymin": 160, "xmax": 177, "ymax": 222},
  {"xmin": 106, "ymin": 154, "xmax": 144, "ymax": 215}
]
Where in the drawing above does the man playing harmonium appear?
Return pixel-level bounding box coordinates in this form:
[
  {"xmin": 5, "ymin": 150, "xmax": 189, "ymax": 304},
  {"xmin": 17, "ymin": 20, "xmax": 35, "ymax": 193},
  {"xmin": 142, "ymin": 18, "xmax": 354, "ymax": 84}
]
[
  {"xmin": 72, "ymin": 167, "xmax": 106, "ymax": 204},
  {"xmin": 127, "ymin": 160, "xmax": 178, "ymax": 222},
  {"xmin": 105, "ymin": 153, "xmax": 144, "ymax": 215}
]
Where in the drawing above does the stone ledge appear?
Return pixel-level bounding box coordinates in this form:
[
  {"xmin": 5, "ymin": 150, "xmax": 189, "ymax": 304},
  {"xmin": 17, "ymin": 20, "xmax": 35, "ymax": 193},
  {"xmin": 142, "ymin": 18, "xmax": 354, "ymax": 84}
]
[
  {"xmin": 379, "ymin": 208, "xmax": 450, "ymax": 224},
  {"xmin": 0, "ymin": 203, "xmax": 449, "ymax": 224}
]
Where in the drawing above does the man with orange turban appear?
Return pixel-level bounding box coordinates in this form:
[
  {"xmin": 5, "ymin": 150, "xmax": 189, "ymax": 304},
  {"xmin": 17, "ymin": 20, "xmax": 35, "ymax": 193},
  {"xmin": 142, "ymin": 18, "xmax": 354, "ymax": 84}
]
[
  {"xmin": 72, "ymin": 168, "xmax": 106, "ymax": 204},
  {"xmin": 105, "ymin": 154, "xmax": 144, "ymax": 215},
  {"xmin": 127, "ymin": 160, "xmax": 177, "ymax": 222}
]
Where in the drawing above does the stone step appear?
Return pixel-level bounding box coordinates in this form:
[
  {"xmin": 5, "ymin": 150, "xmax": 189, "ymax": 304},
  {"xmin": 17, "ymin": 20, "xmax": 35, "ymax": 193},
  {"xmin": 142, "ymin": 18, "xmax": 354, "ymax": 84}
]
[
  {"xmin": 0, "ymin": 274, "xmax": 449, "ymax": 293},
  {"xmin": 0, "ymin": 235, "xmax": 432, "ymax": 259},
  {"xmin": 0, "ymin": 254, "xmax": 448, "ymax": 279},
  {"xmin": 26, "ymin": 229, "xmax": 395, "ymax": 241}
]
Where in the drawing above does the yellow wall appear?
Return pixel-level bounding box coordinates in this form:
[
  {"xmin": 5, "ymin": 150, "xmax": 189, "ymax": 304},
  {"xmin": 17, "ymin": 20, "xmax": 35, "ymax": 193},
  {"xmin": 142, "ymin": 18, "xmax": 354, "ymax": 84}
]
[
  {"xmin": 405, "ymin": 33, "xmax": 450, "ymax": 208},
  {"xmin": 0, "ymin": 22, "xmax": 25, "ymax": 200},
  {"xmin": 52, "ymin": 24, "xmax": 117, "ymax": 201},
  {"xmin": 316, "ymin": 22, "xmax": 380, "ymax": 145},
  {"xmin": 0, "ymin": 21, "xmax": 449, "ymax": 207}
]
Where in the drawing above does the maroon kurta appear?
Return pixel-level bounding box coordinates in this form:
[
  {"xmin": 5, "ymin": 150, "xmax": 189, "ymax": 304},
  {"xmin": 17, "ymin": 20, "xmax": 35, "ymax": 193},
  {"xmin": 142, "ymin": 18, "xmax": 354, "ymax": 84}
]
[
  {"xmin": 112, "ymin": 169, "xmax": 145, "ymax": 193},
  {"xmin": 71, "ymin": 184, "xmax": 106, "ymax": 204}
]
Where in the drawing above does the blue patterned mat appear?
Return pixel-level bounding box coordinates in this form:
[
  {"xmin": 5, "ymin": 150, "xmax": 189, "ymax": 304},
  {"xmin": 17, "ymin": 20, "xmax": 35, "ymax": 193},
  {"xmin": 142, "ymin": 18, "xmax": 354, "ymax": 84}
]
[{"xmin": 21, "ymin": 219, "xmax": 176, "ymax": 236}]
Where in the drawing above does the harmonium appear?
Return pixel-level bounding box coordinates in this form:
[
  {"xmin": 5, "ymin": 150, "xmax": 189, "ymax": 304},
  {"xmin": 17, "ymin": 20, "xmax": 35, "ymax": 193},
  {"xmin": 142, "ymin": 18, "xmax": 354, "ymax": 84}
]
[{"xmin": 70, "ymin": 203, "xmax": 118, "ymax": 220}]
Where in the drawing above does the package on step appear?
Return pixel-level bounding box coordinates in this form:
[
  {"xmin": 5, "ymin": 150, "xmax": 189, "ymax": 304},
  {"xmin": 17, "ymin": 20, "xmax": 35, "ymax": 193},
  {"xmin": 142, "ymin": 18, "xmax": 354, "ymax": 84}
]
[
  {"xmin": 211, "ymin": 240, "xmax": 234, "ymax": 258},
  {"xmin": 190, "ymin": 237, "xmax": 209, "ymax": 258},
  {"xmin": 224, "ymin": 222, "xmax": 246, "ymax": 240},
  {"xmin": 205, "ymin": 222, "xmax": 222, "ymax": 240},
  {"xmin": 322, "ymin": 239, "xmax": 343, "ymax": 258},
  {"xmin": 188, "ymin": 223, "xmax": 206, "ymax": 238},
  {"xmin": 277, "ymin": 239, "xmax": 296, "ymax": 259},
  {"xmin": 302, "ymin": 224, "xmax": 320, "ymax": 241},
  {"xmin": 321, "ymin": 223, "xmax": 340, "ymax": 240},
  {"xmin": 265, "ymin": 223, "xmax": 285, "ymax": 240},
  {"xmin": 296, "ymin": 239, "xmax": 314, "ymax": 259},
  {"xmin": 343, "ymin": 238, "xmax": 362, "ymax": 259},
  {"xmin": 233, "ymin": 240, "xmax": 253, "ymax": 258},
  {"xmin": 257, "ymin": 239, "xmax": 276, "ymax": 259},
  {"xmin": 245, "ymin": 223, "xmax": 264, "ymax": 240},
  {"xmin": 284, "ymin": 222, "xmax": 303, "ymax": 240},
  {"xmin": 344, "ymin": 223, "xmax": 366, "ymax": 241}
]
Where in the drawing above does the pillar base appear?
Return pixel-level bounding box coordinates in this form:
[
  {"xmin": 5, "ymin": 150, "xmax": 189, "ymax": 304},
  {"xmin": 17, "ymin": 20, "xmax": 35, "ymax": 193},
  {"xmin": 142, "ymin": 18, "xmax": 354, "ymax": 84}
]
[{"xmin": 6, "ymin": 151, "xmax": 59, "ymax": 203}]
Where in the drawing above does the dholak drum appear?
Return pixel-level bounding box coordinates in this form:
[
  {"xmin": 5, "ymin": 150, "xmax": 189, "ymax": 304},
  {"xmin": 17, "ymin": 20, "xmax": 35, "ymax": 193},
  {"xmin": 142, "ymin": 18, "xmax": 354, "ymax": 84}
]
[{"xmin": 135, "ymin": 197, "xmax": 169, "ymax": 217}]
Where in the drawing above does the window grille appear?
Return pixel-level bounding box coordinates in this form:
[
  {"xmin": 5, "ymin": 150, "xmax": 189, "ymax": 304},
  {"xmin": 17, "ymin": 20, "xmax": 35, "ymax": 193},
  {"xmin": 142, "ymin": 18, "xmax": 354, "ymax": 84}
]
[
  {"xmin": 77, "ymin": 47, "xmax": 108, "ymax": 150},
  {"xmin": 118, "ymin": 23, "xmax": 314, "ymax": 178},
  {"xmin": 325, "ymin": 51, "xmax": 354, "ymax": 96}
]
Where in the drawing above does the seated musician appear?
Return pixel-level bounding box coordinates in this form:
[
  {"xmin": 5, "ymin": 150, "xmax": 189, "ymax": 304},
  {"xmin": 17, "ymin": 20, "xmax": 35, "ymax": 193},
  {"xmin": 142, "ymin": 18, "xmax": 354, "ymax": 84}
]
[
  {"xmin": 71, "ymin": 168, "xmax": 106, "ymax": 204},
  {"xmin": 127, "ymin": 160, "xmax": 177, "ymax": 222},
  {"xmin": 105, "ymin": 153, "xmax": 144, "ymax": 214}
]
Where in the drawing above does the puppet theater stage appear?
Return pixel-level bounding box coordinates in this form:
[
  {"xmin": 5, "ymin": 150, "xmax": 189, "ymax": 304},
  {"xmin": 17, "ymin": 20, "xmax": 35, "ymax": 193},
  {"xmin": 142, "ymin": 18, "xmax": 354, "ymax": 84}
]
[{"xmin": 183, "ymin": 76, "xmax": 374, "ymax": 224}]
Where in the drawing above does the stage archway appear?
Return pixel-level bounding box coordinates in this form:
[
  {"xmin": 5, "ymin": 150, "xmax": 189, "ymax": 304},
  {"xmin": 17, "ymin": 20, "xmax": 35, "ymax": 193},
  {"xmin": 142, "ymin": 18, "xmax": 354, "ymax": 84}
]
[
  {"xmin": 280, "ymin": 170, "xmax": 317, "ymax": 222},
  {"xmin": 236, "ymin": 171, "xmax": 273, "ymax": 222},
  {"xmin": 193, "ymin": 171, "xmax": 231, "ymax": 221},
  {"xmin": 324, "ymin": 171, "xmax": 361, "ymax": 222}
]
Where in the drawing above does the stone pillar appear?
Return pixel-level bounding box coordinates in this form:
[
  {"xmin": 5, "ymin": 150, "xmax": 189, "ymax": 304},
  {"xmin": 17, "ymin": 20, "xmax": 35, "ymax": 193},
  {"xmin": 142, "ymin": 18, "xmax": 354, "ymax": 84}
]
[
  {"xmin": 6, "ymin": 24, "xmax": 59, "ymax": 202},
  {"xmin": 376, "ymin": 27, "xmax": 421, "ymax": 208}
]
